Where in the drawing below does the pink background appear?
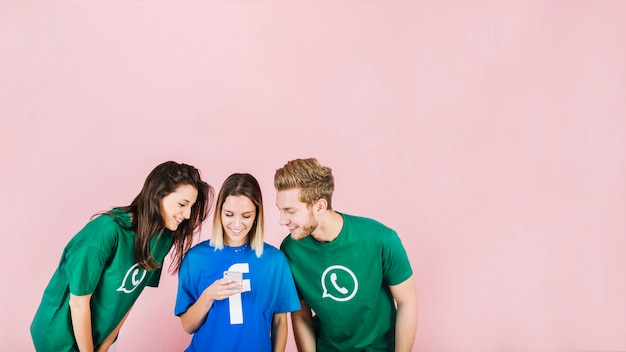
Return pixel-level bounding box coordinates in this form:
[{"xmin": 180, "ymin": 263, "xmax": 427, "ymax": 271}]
[{"xmin": 2, "ymin": 1, "xmax": 625, "ymax": 351}]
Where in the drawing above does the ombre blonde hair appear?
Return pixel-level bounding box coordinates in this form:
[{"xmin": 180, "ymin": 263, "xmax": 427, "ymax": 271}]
[{"xmin": 210, "ymin": 173, "xmax": 264, "ymax": 257}]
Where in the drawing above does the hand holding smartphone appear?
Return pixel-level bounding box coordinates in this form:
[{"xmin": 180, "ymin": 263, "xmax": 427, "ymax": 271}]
[{"xmin": 223, "ymin": 271, "xmax": 243, "ymax": 290}]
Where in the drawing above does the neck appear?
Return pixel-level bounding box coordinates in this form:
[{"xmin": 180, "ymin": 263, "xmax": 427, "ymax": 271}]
[
  {"xmin": 311, "ymin": 211, "xmax": 344, "ymax": 242},
  {"xmin": 225, "ymin": 240, "xmax": 248, "ymax": 247}
]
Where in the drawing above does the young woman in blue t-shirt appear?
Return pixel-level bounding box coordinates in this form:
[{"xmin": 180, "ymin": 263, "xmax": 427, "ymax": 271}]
[{"xmin": 175, "ymin": 173, "xmax": 300, "ymax": 352}]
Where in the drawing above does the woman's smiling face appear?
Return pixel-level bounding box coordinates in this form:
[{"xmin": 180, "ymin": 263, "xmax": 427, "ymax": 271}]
[
  {"xmin": 221, "ymin": 195, "xmax": 256, "ymax": 246},
  {"xmin": 160, "ymin": 184, "xmax": 198, "ymax": 231}
]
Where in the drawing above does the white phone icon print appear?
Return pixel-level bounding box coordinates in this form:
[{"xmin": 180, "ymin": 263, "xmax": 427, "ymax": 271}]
[{"xmin": 330, "ymin": 273, "xmax": 348, "ymax": 294}]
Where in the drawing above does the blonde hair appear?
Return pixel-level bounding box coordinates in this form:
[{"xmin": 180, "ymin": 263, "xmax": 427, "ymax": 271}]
[
  {"xmin": 274, "ymin": 158, "xmax": 334, "ymax": 209},
  {"xmin": 210, "ymin": 173, "xmax": 264, "ymax": 258}
]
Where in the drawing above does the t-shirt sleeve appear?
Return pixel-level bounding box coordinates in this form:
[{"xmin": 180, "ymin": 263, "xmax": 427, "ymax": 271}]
[
  {"xmin": 63, "ymin": 218, "xmax": 118, "ymax": 296},
  {"xmin": 279, "ymin": 238, "xmax": 305, "ymax": 301},
  {"xmin": 273, "ymin": 252, "xmax": 301, "ymax": 314},
  {"xmin": 174, "ymin": 254, "xmax": 195, "ymax": 316},
  {"xmin": 381, "ymin": 229, "xmax": 413, "ymax": 286},
  {"xmin": 146, "ymin": 268, "xmax": 163, "ymax": 287}
]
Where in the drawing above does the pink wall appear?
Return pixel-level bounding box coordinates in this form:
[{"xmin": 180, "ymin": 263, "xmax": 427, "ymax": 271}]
[{"xmin": 2, "ymin": 1, "xmax": 625, "ymax": 351}]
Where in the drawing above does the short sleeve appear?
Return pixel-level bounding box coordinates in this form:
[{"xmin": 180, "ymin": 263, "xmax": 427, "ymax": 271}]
[
  {"xmin": 146, "ymin": 268, "xmax": 163, "ymax": 287},
  {"xmin": 381, "ymin": 230, "xmax": 413, "ymax": 286},
  {"xmin": 273, "ymin": 252, "xmax": 301, "ymax": 314},
  {"xmin": 64, "ymin": 218, "xmax": 119, "ymax": 296},
  {"xmin": 174, "ymin": 255, "xmax": 195, "ymax": 316}
]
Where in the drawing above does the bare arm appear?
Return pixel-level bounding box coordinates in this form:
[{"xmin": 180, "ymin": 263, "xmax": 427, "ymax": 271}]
[
  {"xmin": 271, "ymin": 312, "xmax": 288, "ymax": 352},
  {"xmin": 180, "ymin": 278, "xmax": 243, "ymax": 334},
  {"xmin": 95, "ymin": 308, "xmax": 132, "ymax": 352},
  {"xmin": 69, "ymin": 293, "xmax": 94, "ymax": 352},
  {"xmin": 389, "ymin": 275, "xmax": 418, "ymax": 352},
  {"xmin": 290, "ymin": 299, "xmax": 316, "ymax": 352}
]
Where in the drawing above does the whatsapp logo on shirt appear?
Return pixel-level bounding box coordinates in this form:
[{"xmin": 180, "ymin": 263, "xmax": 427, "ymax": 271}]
[
  {"xmin": 117, "ymin": 263, "xmax": 147, "ymax": 293},
  {"xmin": 321, "ymin": 265, "xmax": 358, "ymax": 302}
]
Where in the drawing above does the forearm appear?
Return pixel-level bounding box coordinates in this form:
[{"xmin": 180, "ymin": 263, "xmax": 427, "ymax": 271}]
[
  {"xmin": 96, "ymin": 308, "xmax": 131, "ymax": 352},
  {"xmin": 394, "ymin": 301, "xmax": 418, "ymax": 352},
  {"xmin": 271, "ymin": 313, "xmax": 288, "ymax": 352},
  {"xmin": 291, "ymin": 306, "xmax": 316, "ymax": 352},
  {"xmin": 180, "ymin": 291, "xmax": 214, "ymax": 334},
  {"xmin": 69, "ymin": 294, "xmax": 94, "ymax": 352}
]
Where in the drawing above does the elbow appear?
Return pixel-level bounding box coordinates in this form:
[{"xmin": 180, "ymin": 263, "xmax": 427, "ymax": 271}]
[
  {"xmin": 180, "ymin": 314, "xmax": 200, "ymax": 335},
  {"xmin": 272, "ymin": 313, "xmax": 287, "ymax": 330},
  {"xmin": 182, "ymin": 326, "xmax": 195, "ymax": 335},
  {"xmin": 180, "ymin": 319, "xmax": 195, "ymax": 334},
  {"xmin": 68, "ymin": 294, "xmax": 91, "ymax": 311}
]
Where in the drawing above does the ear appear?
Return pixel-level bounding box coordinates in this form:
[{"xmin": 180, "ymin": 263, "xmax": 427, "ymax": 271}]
[{"xmin": 315, "ymin": 198, "xmax": 328, "ymax": 213}]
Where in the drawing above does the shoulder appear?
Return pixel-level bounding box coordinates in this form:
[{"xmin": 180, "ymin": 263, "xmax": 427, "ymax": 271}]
[
  {"xmin": 340, "ymin": 213, "xmax": 405, "ymax": 251},
  {"xmin": 86, "ymin": 212, "xmax": 123, "ymax": 229},
  {"xmin": 180, "ymin": 240, "xmax": 213, "ymax": 271},
  {"xmin": 262, "ymin": 243, "xmax": 293, "ymax": 265},
  {"xmin": 279, "ymin": 234, "xmax": 309, "ymax": 255},
  {"xmin": 263, "ymin": 243, "xmax": 287, "ymax": 257},
  {"xmin": 342, "ymin": 213, "xmax": 394, "ymax": 234},
  {"xmin": 279, "ymin": 234, "xmax": 295, "ymax": 249},
  {"xmin": 185, "ymin": 240, "xmax": 213, "ymax": 257},
  {"xmin": 60, "ymin": 212, "xmax": 132, "ymax": 258},
  {"xmin": 79, "ymin": 210, "xmax": 133, "ymax": 237},
  {"xmin": 263, "ymin": 242, "xmax": 279, "ymax": 251},
  {"xmin": 71, "ymin": 212, "xmax": 129, "ymax": 245}
]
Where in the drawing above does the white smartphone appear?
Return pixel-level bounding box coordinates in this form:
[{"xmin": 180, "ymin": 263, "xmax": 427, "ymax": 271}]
[{"xmin": 223, "ymin": 271, "xmax": 243, "ymax": 289}]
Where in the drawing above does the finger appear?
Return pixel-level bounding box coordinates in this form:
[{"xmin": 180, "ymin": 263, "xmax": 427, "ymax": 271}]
[{"xmin": 226, "ymin": 281, "xmax": 243, "ymax": 291}]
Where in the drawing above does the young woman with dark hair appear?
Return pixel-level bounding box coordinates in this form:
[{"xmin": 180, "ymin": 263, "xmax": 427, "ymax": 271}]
[{"xmin": 31, "ymin": 161, "xmax": 215, "ymax": 352}]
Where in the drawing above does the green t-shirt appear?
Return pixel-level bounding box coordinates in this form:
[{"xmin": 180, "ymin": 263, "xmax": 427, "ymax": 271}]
[
  {"xmin": 30, "ymin": 210, "xmax": 173, "ymax": 352},
  {"xmin": 280, "ymin": 213, "xmax": 413, "ymax": 352}
]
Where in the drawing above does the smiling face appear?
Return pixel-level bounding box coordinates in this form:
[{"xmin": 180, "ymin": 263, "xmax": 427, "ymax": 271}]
[
  {"xmin": 276, "ymin": 188, "xmax": 318, "ymax": 240},
  {"xmin": 221, "ymin": 195, "xmax": 257, "ymax": 246},
  {"xmin": 160, "ymin": 184, "xmax": 198, "ymax": 231}
]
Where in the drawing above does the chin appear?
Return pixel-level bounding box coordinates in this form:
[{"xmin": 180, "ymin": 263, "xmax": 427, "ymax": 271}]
[{"xmin": 291, "ymin": 232, "xmax": 307, "ymax": 240}]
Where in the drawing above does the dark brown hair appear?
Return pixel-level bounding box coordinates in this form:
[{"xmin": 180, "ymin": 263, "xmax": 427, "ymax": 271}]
[{"xmin": 110, "ymin": 161, "xmax": 214, "ymax": 273}]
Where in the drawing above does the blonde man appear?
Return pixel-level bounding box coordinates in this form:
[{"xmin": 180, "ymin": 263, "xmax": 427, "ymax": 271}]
[{"xmin": 275, "ymin": 158, "xmax": 417, "ymax": 352}]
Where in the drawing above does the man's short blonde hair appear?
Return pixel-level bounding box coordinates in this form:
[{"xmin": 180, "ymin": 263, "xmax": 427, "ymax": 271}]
[{"xmin": 274, "ymin": 158, "xmax": 334, "ymax": 209}]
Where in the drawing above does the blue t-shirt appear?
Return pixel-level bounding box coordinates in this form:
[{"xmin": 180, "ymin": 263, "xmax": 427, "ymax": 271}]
[{"xmin": 175, "ymin": 241, "xmax": 300, "ymax": 352}]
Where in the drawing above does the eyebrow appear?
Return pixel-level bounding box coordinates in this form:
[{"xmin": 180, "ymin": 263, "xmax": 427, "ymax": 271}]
[{"xmin": 223, "ymin": 210, "xmax": 255, "ymax": 215}]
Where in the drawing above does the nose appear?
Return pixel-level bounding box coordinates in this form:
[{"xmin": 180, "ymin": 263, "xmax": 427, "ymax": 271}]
[
  {"xmin": 183, "ymin": 207, "xmax": 192, "ymax": 219},
  {"xmin": 279, "ymin": 212, "xmax": 289, "ymax": 226}
]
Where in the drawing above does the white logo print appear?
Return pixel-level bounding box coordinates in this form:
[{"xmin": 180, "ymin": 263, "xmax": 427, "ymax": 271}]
[
  {"xmin": 321, "ymin": 265, "xmax": 358, "ymax": 302},
  {"xmin": 226, "ymin": 263, "xmax": 251, "ymax": 325},
  {"xmin": 117, "ymin": 263, "xmax": 147, "ymax": 293}
]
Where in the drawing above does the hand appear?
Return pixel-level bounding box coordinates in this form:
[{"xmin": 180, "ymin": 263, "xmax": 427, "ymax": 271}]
[
  {"xmin": 95, "ymin": 343, "xmax": 111, "ymax": 352},
  {"xmin": 202, "ymin": 277, "xmax": 243, "ymax": 301},
  {"xmin": 179, "ymin": 277, "xmax": 242, "ymax": 334}
]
